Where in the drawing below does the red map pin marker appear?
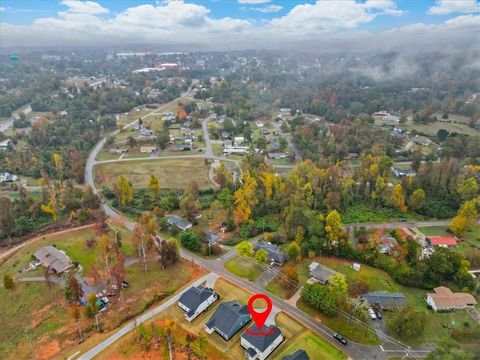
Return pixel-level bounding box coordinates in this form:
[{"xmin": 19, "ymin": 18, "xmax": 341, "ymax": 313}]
[{"xmin": 247, "ymin": 294, "xmax": 272, "ymax": 331}]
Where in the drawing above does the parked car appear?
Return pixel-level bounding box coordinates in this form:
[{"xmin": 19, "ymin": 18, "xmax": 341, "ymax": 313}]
[
  {"xmin": 368, "ymin": 308, "xmax": 377, "ymax": 320},
  {"xmin": 333, "ymin": 333, "xmax": 348, "ymax": 345},
  {"xmin": 375, "ymin": 309, "xmax": 383, "ymax": 320},
  {"xmin": 122, "ymin": 280, "xmax": 130, "ymax": 289}
]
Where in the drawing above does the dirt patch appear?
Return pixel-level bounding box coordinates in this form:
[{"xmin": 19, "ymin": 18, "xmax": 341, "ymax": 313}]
[
  {"xmin": 30, "ymin": 303, "xmax": 54, "ymax": 328},
  {"xmin": 36, "ymin": 340, "xmax": 61, "ymax": 360}
]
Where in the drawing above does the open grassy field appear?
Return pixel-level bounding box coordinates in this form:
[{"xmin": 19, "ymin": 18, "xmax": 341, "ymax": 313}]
[
  {"xmin": 0, "ymin": 282, "xmax": 71, "ymax": 360},
  {"xmin": 116, "ymin": 108, "xmax": 152, "ymax": 127},
  {"xmin": 96, "ymin": 148, "xmax": 121, "ymax": 161},
  {"xmin": 265, "ymin": 277, "xmax": 297, "ymax": 300},
  {"xmin": 297, "ymin": 299, "xmax": 380, "ymax": 345},
  {"xmin": 0, "ymin": 226, "xmax": 99, "ymax": 278},
  {"xmin": 224, "ymin": 257, "xmax": 264, "ymax": 281},
  {"xmin": 405, "ymin": 119, "xmax": 480, "ymax": 137},
  {"xmin": 94, "ymin": 158, "xmax": 211, "ymax": 190},
  {"xmin": 275, "ymin": 313, "xmax": 346, "ymax": 360}
]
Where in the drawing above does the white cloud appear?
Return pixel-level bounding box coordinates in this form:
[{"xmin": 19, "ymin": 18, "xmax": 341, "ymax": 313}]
[
  {"xmin": 60, "ymin": 0, "xmax": 109, "ymax": 15},
  {"xmin": 428, "ymin": 0, "xmax": 480, "ymax": 15},
  {"xmin": 0, "ymin": 7, "xmax": 6, "ymax": 12},
  {"xmin": 0, "ymin": 0, "xmax": 478, "ymax": 53},
  {"xmin": 238, "ymin": 0, "xmax": 271, "ymax": 4},
  {"xmin": 250, "ymin": 5, "xmax": 283, "ymax": 13},
  {"xmin": 268, "ymin": 0, "xmax": 405, "ymax": 35}
]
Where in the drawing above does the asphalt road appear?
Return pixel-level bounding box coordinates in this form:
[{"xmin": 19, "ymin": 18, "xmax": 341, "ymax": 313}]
[{"xmin": 82, "ymin": 94, "xmax": 436, "ymax": 360}]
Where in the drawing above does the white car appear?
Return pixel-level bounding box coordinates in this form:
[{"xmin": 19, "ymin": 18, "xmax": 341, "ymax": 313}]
[{"xmin": 368, "ymin": 308, "xmax": 377, "ymax": 320}]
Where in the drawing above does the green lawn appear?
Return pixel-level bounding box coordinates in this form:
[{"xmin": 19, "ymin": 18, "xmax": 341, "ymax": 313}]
[
  {"xmin": 224, "ymin": 257, "xmax": 264, "ymax": 282},
  {"xmin": 265, "ymin": 277, "xmax": 297, "ymax": 300},
  {"xmin": 94, "ymin": 158, "xmax": 212, "ymax": 190},
  {"xmin": 96, "ymin": 148, "xmax": 121, "ymax": 161},
  {"xmin": 418, "ymin": 225, "xmax": 480, "ymax": 252},
  {"xmin": 405, "ymin": 118, "xmax": 480, "ymax": 137},
  {"xmin": 297, "ymin": 299, "xmax": 380, "ymax": 345},
  {"xmin": 0, "ymin": 283, "xmax": 68, "ymax": 360},
  {"xmin": 0, "ymin": 226, "xmax": 98, "ymax": 278},
  {"xmin": 296, "ymin": 256, "xmax": 480, "ymax": 346},
  {"xmin": 275, "ymin": 312, "xmax": 347, "ymax": 360}
]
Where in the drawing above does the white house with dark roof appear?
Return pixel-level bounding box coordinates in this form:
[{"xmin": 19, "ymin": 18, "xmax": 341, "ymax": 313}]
[
  {"xmin": 178, "ymin": 285, "xmax": 218, "ymax": 321},
  {"xmin": 204, "ymin": 301, "xmax": 251, "ymax": 340},
  {"xmin": 241, "ymin": 324, "xmax": 284, "ymax": 360}
]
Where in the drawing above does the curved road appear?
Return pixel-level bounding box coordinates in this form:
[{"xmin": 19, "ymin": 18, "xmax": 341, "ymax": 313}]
[{"xmin": 83, "ymin": 96, "xmax": 434, "ymax": 360}]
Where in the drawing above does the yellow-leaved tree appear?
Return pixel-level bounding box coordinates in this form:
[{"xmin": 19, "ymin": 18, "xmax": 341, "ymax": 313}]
[
  {"xmin": 391, "ymin": 184, "xmax": 407, "ymax": 213},
  {"xmin": 234, "ymin": 171, "xmax": 258, "ymax": 225}
]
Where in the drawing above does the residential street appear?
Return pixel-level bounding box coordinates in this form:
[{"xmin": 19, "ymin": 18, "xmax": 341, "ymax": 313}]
[{"xmin": 81, "ymin": 94, "xmax": 436, "ymax": 360}]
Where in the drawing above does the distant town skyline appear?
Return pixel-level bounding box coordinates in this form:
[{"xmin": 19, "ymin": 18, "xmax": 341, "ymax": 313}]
[{"xmin": 1, "ymin": 0, "xmax": 479, "ymax": 51}]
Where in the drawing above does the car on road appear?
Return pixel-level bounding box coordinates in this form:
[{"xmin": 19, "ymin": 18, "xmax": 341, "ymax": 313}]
[
  {"xmin": 368, "ymin": 308, "xmax": 377, "ymax": 320},
  {"xmin": 375, "ymin": 309, "xmax": 383, "ymax": 319},
  {"xmin": 333, "ymin": 333, "xmax": 348, "ymax": 345}
]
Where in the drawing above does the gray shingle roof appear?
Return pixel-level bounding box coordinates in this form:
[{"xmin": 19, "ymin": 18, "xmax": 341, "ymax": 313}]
[
  {"xmin": 167, "ymin": 215, "xmax": 192, "ymax": 230},
  {"xmin": 179, "ymin": 285, "xmax": 216, "ymax": 316},
  {"xmin": 309, "ymin": 263, "xmax": 343, "ymax": 283},
  {"xmin": 282, "ymin": 349, "xmax": 310, "ymax": 360},
  {"xmin": 205, "ymin": 301, "xmax": 251, "ymax": 340},
  {"xmin": 361, "ymin": 292, "xmax": 406, "ymax": 309},
  {"xmin": 33, "ymin": 245, "xmax": 73, "ymax": 273},
  {"xmin": 254, "ymin": 242, "xmax": 286, "ymax": 264},
  {"xmin": 241, "ymin": 324, "xmax": 283, "ymax": 352}
]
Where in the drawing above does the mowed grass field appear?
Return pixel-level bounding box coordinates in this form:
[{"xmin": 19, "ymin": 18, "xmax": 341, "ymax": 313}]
[
  {"xmin": 224, "ymin": 257, "xmax": 264, "ymax": 281},
  {"xmin": 0, "ymin": 226, "xmax": 98, "ymax": 279},
  {"xmin": 94, "ymin": 158, "xmax": 211, "ymax": 190}
]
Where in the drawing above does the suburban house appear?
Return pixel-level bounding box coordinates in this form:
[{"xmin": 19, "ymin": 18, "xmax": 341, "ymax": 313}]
[
  {"xmin": 282, "ymin": 349, "xmax": 310, "ymax": 360},
  {"xmin": 391, "ymin": 167, "xmax": 416, "ymax": 178},
  {"xmin": 254, "ymin": 242, "xmax": 287, "ymax": 265},
  {"xmin": 374, "ymin": 111, "xmax": 391, "ymax": 116},
  {"xmin": 413, "ymin": 135, "xmax": 432, "ymax": 146},
  {"xmin": 378, "ymin": 236, "xmax": 398, "ymax": 255},
  {"xmin": 139, "ymin": 146, "xmax": 157, "ymax": 153},
  {"xmin": 205, "ymin": 231, "xmax": 220, "ymax": 244},
  {"xmin": 267, "ymin": 152, "xmax": 288, "ymax": 160},
  {"xmin": 0, "ymin": 139, "xmax": 13, "ymax": 150},
  {"xmin": 110, "ymin": 148, "xmax": 128, "ymax": 154},
  {"xmin": 308, "ymin": 262, "xmax": 344, "ymax": 285},
  {"xmin": 426, "ymin": 286, "xmax": 477, "ymax": 312},
  {"xmin": 224, "ymin": 146, "xmax": 249, "ymax": 155},
  {"xmin": 204, "ymin": 301, "xmax": 251, "ymax": 340},
  {"xmin": 361, "ymin": 292, "xmax": 407, "ymax": 310},
  {"xmin": 33, "ymin": 245, "xmax": 73, "ymax": 275},
  {"xmin": 167, "ymin": 215, "xmax": 193, "ymax": 231},
  {"xmin": 241, "ymin": 325, "xmax": 284, "ymax": 360},
  {"xmin": 178, "ymin": 285, "xmax": 218, "ymax": 321},
  {"xmin": 0, "ymin": 172, "xmax": 18, "ymax": 183},
  {"xmin": 233, "ymin": 136, "xmax": 245, "ymax": 146},
  {"xmin": 426, "ymin": 236, "xmax": 458, "ymax": 248}
]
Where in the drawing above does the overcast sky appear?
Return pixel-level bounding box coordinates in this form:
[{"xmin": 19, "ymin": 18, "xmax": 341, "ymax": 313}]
[{"xmin": 0, "ymin": 0, "xmax": 479, "ymax": 51}]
